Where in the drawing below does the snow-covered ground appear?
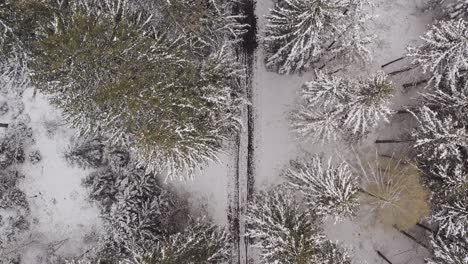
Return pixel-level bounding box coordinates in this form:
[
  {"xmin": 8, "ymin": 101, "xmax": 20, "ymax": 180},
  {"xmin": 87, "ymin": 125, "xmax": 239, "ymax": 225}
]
[{"xmin": 0, "ymin": 87, "xmax": 102, "ymax": 263}]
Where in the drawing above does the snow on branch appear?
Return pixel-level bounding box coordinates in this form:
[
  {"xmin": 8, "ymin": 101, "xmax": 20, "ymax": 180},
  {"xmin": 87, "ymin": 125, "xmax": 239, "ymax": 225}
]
[
  {"xmin": 286, "ymin": 155, "xmax": 359, "ymax": 221},
  {"xmin": 264, "ymin": 0, "xmax": 373, "ymax": 74},
  {"xmin": 245, "ymin": 186, "xmax": 352, "ymax": 264},
  {"xmin": 407, "ymin": 19, "xmax": 468, "ymax": 89},
  {"xmin": 292, "ymin": 71, "xmax": 394, "ymax": 143}
]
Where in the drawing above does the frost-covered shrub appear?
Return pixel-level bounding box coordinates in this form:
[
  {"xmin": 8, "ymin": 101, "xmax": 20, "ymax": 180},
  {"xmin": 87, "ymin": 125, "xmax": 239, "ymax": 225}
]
[
  {"xmin": 292, "ymin": 71, "xmax": 394, "ymax": 142},
  {"xmin": 286, "ymin": 155, "xmax": 359, "ymax": 221},
  {"xmin": 0, "ymin": 122, "xmax": 33, "ymax": 169},
  {"xmin": 65, "ymin": 138, "xmax": 105, "ymax": 169},
  {"xmin": 264, "ymin": 0, "xmax": 372, "ymax": 74},
  {"xmin": 407, "ymin": 19, "xmax": 468, "ymax": 89},
  {"xmin": 246, "ymin": 186, "xmax": 352, "ymax": 264},
  {"xmin": 28, "ymin": 150, "xmax": 41, "ymax": 165},
  {"xmin": 83, "ymin": 164, "xmax": 178, "ymax": 253}
]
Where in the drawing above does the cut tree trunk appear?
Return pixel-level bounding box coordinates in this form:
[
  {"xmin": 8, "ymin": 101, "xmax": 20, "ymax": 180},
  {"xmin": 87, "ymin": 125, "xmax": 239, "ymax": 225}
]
[
  {"xmin": 381, "ymin": 56, "xmax": 406, "ymax": 68},
  {"xmin": 388, "ymin": 67, "xmax": 413, "ymax": 76},
  {"xmin": 376, "ymin": 250, "xmax": 393, "ymax": 264},
  {"xmin": 375, "ymin": 139, "xmax": 415, "ymax": 144},
  {"xmin": 402, "ymin": 79, "xmax": 428, "ymax": 89}
]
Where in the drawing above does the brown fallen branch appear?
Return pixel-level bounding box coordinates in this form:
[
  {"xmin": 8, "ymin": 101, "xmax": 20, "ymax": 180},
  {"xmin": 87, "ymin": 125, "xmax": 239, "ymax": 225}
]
[
  {"xmin": 388, "ymin": 67, "xmax": 413, "ymax": 76},
  {"xmin": 381, "ymin": 56, "xmax": 406, "ymax": 68},
  {"xmin": 402, "ymin": 79, "xmax": 428, "ymax": 89},
  {"xmin": 376, "ymin": 250, "xmax": 393, "ymax": 264}
]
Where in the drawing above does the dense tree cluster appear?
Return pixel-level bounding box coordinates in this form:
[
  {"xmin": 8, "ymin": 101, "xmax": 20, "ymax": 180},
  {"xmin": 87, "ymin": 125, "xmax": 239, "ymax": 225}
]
[
  {"xmin": 406, "ymin": 10, "xmax": 468, "ymax": 262},
  {"xmin": 292, "ymin": 71, "xmax": 394, "ymax": 143},
  {"xmin": 263, "ymin": 0, "xmax": 373, "ymax": 74},
  {"xmin": 64, "ymin": 138, "xmax": 231, "ymax": 263},
  {"xmin": 0, "ymin": 0, "xmax": 246, "ymax": 180}
]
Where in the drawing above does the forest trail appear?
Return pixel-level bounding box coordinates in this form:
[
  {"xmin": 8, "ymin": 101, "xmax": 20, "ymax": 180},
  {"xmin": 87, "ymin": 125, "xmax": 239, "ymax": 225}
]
[{"xmin": 229, "ymin": 0, "xmax": 257, "ymax": 263}]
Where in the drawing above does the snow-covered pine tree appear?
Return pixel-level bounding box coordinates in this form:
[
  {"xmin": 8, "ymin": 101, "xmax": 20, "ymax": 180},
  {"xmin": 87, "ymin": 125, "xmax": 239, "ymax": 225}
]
[
  {"xmin": 30, "ymin": 0, "xmax": 244, "ymax": 180},
  {"xmin": 422, "ymin": 81, "xmax": 468, "ymax": 125},
  {"xmin": 286, "ymin": 155, "xmax": 359, "ymax": 221},
  {"xmin": 263, "ymin": 0, "xmax": 371, "ymax": 74},
  {"xmin": 157, "ymin": 0, "xmax": 247, "ymax": 57},
  {"xmin": 343, "ymin": 71, "xmax": 394, "ymax": 135},
  {"xmin": 407, "ymin": 19, "xmax": 468, "ymax": 89},
  {"xmin": 446, "ymin": 0, "xmax": 468, "ymax": 19},
  {"xmin": 411, "ymin": 106, "xmax": 468, "ymax": 161},
  {"xmin": 246, "ymin": 186, "xmax": 352, "ymax": 264},
  {"xmin": 434, "ymin": 194, "xmax": 468, "ymax": 239},
  {"xmin": 292, "ymin": 71, "xmax": 394, "ymax": 143},
  {"xmin": 426, "ymin": 235, "xmax": 468, "ymax": 264},
  {"xmin": 128, "ymin": 220, "xmax": 231, "ymax": 264}
]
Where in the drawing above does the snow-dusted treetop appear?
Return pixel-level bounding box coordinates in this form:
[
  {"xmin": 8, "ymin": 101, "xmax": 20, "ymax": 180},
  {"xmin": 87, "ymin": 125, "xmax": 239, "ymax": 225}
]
[
  {"xmin": 264, "ymin": 0, "xmax": 372, "ymax": 74},
  {"xmin": 292, "ymin": 71, "xmax": 394, "ymax": 143},
  {"xmin": 411, "ymin": 106, "xmax": 468, "ymax": 161},
  {"xmin": 286, "ymin": 155, "xmax": 359, "ymax": 221},
  {"xmin": 407, "ymin": 19, "xmax": 468, "ymax": 89},
  {"xmin": 246, "ymin": 186, "xmax": 352, "ymax": 264},
  {"xmin": 16, "ymin": 0, "xmax": 245, "ymax": 180},
  {"xmin": 421, "ymin": 76, "xmax": 468, "ymax": 127}
]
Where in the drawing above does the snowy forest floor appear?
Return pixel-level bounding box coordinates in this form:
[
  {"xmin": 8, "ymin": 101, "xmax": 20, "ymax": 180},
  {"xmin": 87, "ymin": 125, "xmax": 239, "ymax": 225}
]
[{"xmin": 0, "ymin": 0, "xmax": 440, "ymax": 263}]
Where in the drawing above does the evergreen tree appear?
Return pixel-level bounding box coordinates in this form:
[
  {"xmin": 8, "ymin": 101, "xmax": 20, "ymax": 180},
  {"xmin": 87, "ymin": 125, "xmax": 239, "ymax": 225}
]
[
  {"xmin": 407, "ymin": 19, "xmax": 468, "ymax": 89},
  {"xmin": 446, "ymin": 0, "xmax": 468, "ymax": 19},
  {"xmin": 246, "ymin": 186, "xmax": 352, "ymax": 264},
  {"xmin": 434, "ymin": 194, "xmax": 468, "ymax": 239},
  {"xmin": 286, "ymin": 155, "xmax": 359, "ymax": 221},
  {"xmin": 263, "ymin": 0, "xmax": 372, "ymax": 74},
  {"xmin": 292, "ymin": 71, "xmax": 394, "ymax": 143},
  {"xmin": 422, "ymin": 77, "xmax": 468, "ymax": 126},
  {"xmin": 411, "ymin": 106, "xmax": 468, "ymax": 161},
  {"xmin": 29, "ymin": 0, "xmax": 244, "ymax": 180},
  {"xmin": 426, "ymin": 235, "xmax": 468, "ymax": 264},
  {"xmin": 128, "ymin": 220, "xmax": 231, "ymax": 264}
]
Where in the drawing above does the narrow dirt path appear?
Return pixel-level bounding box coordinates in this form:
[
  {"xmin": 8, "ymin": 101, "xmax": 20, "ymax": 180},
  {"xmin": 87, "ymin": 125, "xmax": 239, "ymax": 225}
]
[{"xmin": 228, "ymin": 1, "xmax": 257, "ymax": 263}]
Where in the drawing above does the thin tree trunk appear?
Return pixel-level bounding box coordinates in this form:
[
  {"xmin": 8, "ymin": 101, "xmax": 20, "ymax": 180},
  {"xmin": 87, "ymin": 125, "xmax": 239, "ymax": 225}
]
[
  {"xmin": 416, "ymin": 222, "xmax": 433, "ymax": 232},
  {"xmin": 375, "ymin": 139, "xmax": 415, "ymax": 144},
  {"xmin": 381, "ymin": 56, "xmax": 406, "ymax": 68},
  {"xmin": 402, "ymin": 79, "xmax": 428, "ymax": 89},
  {"xmin": 388, "ymin": 67, "xmax": 413, "ymax": 76},
  {"xmin": 0, "ymin": 123, "xmax": 8, "ymax": 128},
  {"xmin": 376, "ymin": 250, "xmax": 393, "ymax": 264}
]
